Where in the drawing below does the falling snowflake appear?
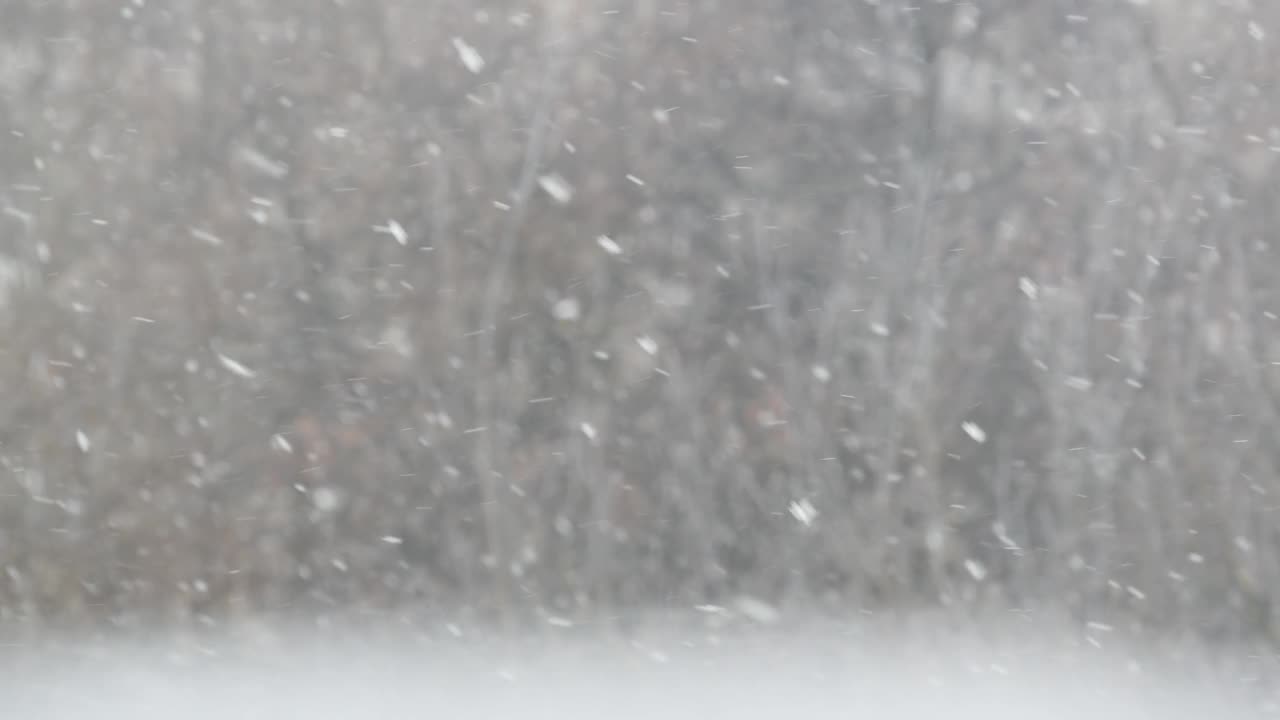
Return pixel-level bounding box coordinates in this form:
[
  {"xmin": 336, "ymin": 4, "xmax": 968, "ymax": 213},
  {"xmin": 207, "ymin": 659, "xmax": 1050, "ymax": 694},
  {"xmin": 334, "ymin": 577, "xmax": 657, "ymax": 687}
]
[
  {"xmin": 371, "ymin": 220, "xmax": 408, "ymax": 245},
  {"xmin": 788, "ymin": 498, "xmax": 818, "ymax": 527},
  {"xmin": 963, "ymin": 558, "xmax": 988, "ymax": 582},
  {"xmin": 313, "ymin": 487, "xmax": 341, "ymax": 512},
  {"xmin": 961, "ymin": 421, "xmax": 987, "ymax": 444},
  {"xmin": 451, "ymin": 37, "xmax": 485, "ymax": 73},
  {"xmin": 734, "ymin": 595, "xmax": 780, "ymax": 624},
  {"xmin": 1018, "ymin": 276, "xmax": 1038, "ymax": 300},
  {"xmin": 238, "ymin": 146, "xmax": 289, "ymax": 179},
  {"xmin": 188, "ymin": 227, "xmax": 223, "ymax": 246},
  {"xmin": 596, "ymin": 234, "xmax": 623, "ymax": 255},
  {"xmin": 537, "ymin": 174, "xmax": 574, "ymax": 204},
  {"xmin": 552, "ymin": 297, "xmax": 581, "ymax": 321},
  {"xmin": 216, "ymin": 352, "xmax": 257, "ymax": 379},
  {"xmin": 1064, "ymin": 376, "xmax": 1093, "ymax": 391}
]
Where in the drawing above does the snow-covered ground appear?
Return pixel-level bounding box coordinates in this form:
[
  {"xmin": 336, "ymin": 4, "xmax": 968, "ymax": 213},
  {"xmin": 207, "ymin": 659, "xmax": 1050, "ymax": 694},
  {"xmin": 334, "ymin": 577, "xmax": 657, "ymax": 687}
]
[{"xmin": 2, "ymin": 619, "xmax": 1272, "ymax": 719}]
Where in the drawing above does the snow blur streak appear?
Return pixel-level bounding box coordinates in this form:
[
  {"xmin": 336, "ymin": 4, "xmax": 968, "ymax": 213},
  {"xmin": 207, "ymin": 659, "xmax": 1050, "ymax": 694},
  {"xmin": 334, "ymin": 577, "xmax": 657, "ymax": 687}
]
[
  {"xmin": 961, "ymin": 421, "xmax": 987, "ymax": 444},
  {"xmin": 373, "ymin": 220, "xmax": 408, "ymax": 245},
  {"xmin": 596, "ymin": 234, "xmax": 623, "ymax": 255},
  {"xmin": 451, "ymin": 37, "xmax": 485, "ymax": 73},
  {"xmin": 386, "ymin": 219, "xmax": 408, "ymax": 245},
  {"xmin": 216, "ymin": 352, "xmax": 257, "ymax": 379}
]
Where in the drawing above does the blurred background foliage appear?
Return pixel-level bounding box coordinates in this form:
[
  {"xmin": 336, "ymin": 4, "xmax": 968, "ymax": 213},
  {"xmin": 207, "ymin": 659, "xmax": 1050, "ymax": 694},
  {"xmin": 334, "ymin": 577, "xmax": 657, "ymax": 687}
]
[{"xmin": 1, "ymin": 0, "xmax": 1280, "ymax": 642}]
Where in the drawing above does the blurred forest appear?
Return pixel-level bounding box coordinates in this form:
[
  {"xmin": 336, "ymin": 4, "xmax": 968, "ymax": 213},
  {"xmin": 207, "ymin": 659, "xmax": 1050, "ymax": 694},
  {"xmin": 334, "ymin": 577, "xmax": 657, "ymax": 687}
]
[{"xmin": 1, "ymin": 0, "xmax": 1280, "ymax": 643}]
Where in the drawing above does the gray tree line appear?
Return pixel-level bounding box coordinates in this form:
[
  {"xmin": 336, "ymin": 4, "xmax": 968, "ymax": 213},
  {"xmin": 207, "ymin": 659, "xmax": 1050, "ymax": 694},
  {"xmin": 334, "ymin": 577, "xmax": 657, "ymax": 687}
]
[{"xmin": 0, "ymin": 0, "xmax": 1277, "ymax": 643}]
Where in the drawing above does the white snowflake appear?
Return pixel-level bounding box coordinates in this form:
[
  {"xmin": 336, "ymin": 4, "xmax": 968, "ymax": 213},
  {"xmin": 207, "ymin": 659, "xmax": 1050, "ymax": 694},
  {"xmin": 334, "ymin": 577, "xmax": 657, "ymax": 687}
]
[
  {"xmin": 788, "ymin": 498, "xmax": 818, "ymax": 527},
  {"xmin": 451, "ymin": 37, "xmax": 485, "ymax": 73},
  {"xmin": 1018, "ymin": 276, "xmax": 1038, "ymax": 300},
  {"xmin": 961, "ymin": 421, "xmax": 987, "ymax": 444},
  {"xmin": 552, "ymin": 297, "xmax": 581, "ymax": 322},
  {"xmin": 216, "ymin": 352, "xmax": 257, "ymax": 380},
  {"xmin": 537, "ymin": 174, "xmax": 574, "ymax": 204},
  {"xmin": 596, "ymin": 234, "xmax": 623, "ymax": 255}
]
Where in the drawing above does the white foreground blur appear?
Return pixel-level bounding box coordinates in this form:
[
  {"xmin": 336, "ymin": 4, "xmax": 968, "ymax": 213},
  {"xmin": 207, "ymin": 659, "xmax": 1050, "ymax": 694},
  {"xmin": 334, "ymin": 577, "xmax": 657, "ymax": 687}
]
[{"xmin": 1, "ymin": 618, "xmax": 1274, "ymax": 719}]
